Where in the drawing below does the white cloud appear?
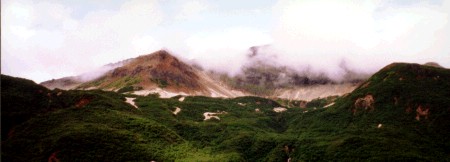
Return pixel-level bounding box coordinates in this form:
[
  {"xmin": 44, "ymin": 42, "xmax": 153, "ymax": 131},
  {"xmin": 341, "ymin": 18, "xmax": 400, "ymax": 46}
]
[
  {"xmin": 1, "ymin": 0, "xmax": 163, "ymax": 82},
  {"xmin": 268, "ymin": 0, "xmax": 450, "ymax": 80},
  {"xmin": 184, "ymin": 27, "xmax": 272, "ymax": 75},
  {"xmin": 176, "ymin": 0, "xmax": 210, "ymax": 21}
]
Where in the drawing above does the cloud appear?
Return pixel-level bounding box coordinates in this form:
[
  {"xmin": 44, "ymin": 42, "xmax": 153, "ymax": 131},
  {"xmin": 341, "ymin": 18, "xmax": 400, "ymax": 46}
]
[
  {"xmin": 175, "ymin": 0, "xmax": 210, "ymax": 21},
  {"xmin": 182, "ymin": 27, "xmax": 272, "ymax": 75},
  {"xmin": 265, "ymin": 0, "xmax": 450, "ymax": 80},
  {"xmin": 1, "ymin": 0, "xmax": 163, "ymax": 82}
]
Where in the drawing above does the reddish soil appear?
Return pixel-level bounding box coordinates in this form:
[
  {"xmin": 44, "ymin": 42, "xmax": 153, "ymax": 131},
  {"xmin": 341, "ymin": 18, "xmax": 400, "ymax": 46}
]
[
  {"xmin": 75, "ymin": 98, "xmax": 91, "ymax": 108},
  {"xmin": 48, "ymin": 151, "xmax": 60, "ymax": 162}
]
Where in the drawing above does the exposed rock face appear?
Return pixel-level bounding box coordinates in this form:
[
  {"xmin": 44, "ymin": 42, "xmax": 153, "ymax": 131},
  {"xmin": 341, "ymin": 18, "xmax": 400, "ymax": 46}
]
[{"xmin": 353, "ymin": 94, "xmax": 375, "ymax": 114}]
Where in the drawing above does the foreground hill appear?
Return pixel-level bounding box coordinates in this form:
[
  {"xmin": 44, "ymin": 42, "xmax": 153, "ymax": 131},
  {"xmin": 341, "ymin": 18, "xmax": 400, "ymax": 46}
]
[
  {"xmin": 284, "ymin": 63, "xmax": 450, "ymax": 160},
  {"xmin": 2, "ymin": 62, "xmax": 449, "ymax": 161}
]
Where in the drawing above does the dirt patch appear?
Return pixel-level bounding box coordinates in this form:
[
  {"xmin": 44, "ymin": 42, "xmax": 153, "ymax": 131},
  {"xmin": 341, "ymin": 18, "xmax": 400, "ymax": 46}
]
[
  {"xmin": 299, "ymin": 101, "xmax": 307, "ymax": 108},
  {"xmin": 415, "ymin": 105, "xmax": 430, "ymax": 121},
  {"xmin": 75, "ymin": 98, "xmax": 92, "ymax": 108}
]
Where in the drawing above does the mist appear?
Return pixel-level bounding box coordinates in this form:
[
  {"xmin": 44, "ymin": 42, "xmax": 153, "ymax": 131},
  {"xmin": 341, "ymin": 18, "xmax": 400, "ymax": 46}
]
[{"xmin": 2, "ymin": 0, "xmax": 449, "ymax": 83}]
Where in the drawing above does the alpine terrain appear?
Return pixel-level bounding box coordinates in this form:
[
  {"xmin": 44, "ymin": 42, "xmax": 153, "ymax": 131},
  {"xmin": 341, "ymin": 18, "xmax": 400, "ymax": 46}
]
[
  {"xmin": 41, "ymin": 49, "xmax": 363, "ymax": 100},
  {"xmin": 2, "ymin": 61, "xmax": 449, "ymax": 161}
]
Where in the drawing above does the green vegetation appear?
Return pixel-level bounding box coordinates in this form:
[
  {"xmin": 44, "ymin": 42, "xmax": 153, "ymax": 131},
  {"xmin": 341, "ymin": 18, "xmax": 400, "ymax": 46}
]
[
  {"xmin": 117, "ymin": 85, "xmax": 143, "ymax": 93},
  {"xmin": 151, "ymin": 78, "xmax": 169, "ymax": 88},
  {"xmin": 105, "ymin": 76, "xmax": 141, "ymax": 89},
  {"xmin": 2, "ymin": 63, "xmax": 450, "ymax": 161},
  {"xmin": 78, "ymin": 76, "xmax": 141, "ymax": 90}
]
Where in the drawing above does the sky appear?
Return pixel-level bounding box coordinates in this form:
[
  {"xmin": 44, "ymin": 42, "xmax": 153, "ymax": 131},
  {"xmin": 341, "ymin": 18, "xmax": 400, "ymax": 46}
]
[{"xmin": 2, "ymin": 0, "xmax": 450, "ymax": 83}]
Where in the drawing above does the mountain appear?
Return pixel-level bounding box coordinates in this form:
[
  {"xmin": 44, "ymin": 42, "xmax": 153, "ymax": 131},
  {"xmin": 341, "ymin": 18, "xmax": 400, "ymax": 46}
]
[
  {"xmin": 210, "ymin": 45, "xmax": 367, "ymax": 100},
  {"xmin": 2, "ymin": 62, "xmax": 449, "ymax": 161},
  {"xmin": 41, "ymin": 49, "xmax": 363, "ymax": 100},
  {"xmin": 214, "ymin": 61, "xmax": 363, "ymax": 100},
  {"xmin": 42, "ymin": 50, "xmax": 246, "ymax": 98}
]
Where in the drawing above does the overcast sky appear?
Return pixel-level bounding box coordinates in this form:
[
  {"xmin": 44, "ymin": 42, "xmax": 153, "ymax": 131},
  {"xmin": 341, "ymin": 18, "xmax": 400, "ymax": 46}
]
[{"xmin": 2, "ymin": 0, "xmax": 450, "ymax": 82}]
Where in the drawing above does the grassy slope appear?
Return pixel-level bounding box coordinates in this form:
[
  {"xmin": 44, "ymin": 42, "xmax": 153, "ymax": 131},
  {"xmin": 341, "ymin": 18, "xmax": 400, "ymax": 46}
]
[
  {"xmin": 285, "ymin": 63, "xmax": 450, "ymax": 161},
  {"xmin": 2, "ymin": 63, "xmax": 450, "ymax": 161}
]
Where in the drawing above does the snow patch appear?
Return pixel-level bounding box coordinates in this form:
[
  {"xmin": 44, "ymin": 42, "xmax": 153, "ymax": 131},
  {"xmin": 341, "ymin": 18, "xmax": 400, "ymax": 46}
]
[
  {"xmin": 203, "ymin": 111, "xmax": 227, "ymax": 120},
  {"xmin": 173, "ymin": 107, "xmax": 181, "ymax": 115},
  {"xmin": 273, "ymin": 107, "xmax": 287, "ymax": 113},
  {"xmin": 238, "ymin": 103, "xmax": 246, "ymax": 106},
  {"xmin": 125, "ymin": 97, "xmax": 138, "ymax": 109},
  {"xmin": 178, "ymin": 96, "xmax": 185, "ymax": 102},
  {"xmin": 323, "ymin": 102, "xmax": 335, "ymax": 108}
]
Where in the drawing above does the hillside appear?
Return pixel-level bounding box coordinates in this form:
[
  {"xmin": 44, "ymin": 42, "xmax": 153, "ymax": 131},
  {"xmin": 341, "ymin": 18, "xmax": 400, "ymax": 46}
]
[
  {"xmin": 2, "ymin": 62, "xmax": 450, "ymax": 161},
  {"xmin": 2, "ymin": 74, "xmax": 288, "ymax": 161},
  {"xmin": 284, "ymin": 62, "xmax": 450, "ymax": 160}
]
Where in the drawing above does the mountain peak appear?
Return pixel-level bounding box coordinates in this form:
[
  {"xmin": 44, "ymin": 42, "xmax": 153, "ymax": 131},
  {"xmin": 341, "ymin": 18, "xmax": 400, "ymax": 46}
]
[
  {"xmin": 148, "ymin": 49, "xmax": 174, "ymax": 60},
  {"xmin": 71, "ymin": 49, "xmax": 205, "ymax": 94}
]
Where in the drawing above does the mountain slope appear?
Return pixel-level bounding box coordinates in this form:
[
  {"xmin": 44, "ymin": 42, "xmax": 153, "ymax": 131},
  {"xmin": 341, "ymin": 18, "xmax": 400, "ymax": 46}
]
[
  {"xmin": 73, "ymin": 50, "xmax": 246, "ymax": 97},
  {"xmin": 79, "ymin": 50, "xmax": 201, "ymax": 90}
]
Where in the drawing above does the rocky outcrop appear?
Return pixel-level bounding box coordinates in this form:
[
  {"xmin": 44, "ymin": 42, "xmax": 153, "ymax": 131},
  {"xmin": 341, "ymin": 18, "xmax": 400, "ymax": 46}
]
[
  {"xmin": 353, "ymin": 94, "xmax": 375, "ymax": 114},
  {"xmin": 415, "ymin": 105, "xmax": 430, "ymax": 121}
]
